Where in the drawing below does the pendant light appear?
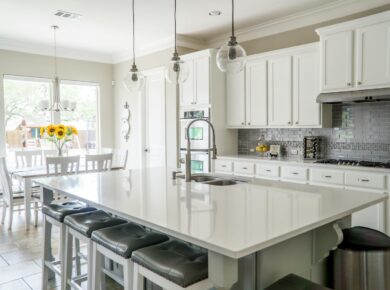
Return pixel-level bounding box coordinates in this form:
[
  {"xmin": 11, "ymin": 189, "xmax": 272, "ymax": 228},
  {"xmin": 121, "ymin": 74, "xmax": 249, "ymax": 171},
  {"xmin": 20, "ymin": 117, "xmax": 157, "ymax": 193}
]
[
  {"xmin": 216, "ymin": 0, "xmax": 247, "ymax": 74},
  {"xmin": 165, "ymin": 0, "xmax": 189, "ymax": 84},
  {"xmin": 40, "ymin": 26, "xmax": 76, "ymax": 112},
  {"xmin": 123, "ymin": 0, "xmax": 145, "ymax": 92}
]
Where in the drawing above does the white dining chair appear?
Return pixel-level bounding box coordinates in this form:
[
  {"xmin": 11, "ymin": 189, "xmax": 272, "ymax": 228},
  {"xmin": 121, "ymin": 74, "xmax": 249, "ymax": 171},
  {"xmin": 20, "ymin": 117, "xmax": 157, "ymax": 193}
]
[
  {"xmin": 85, "ymin": 153, "xmax": 113, "ymax": 172},
  {"xmin": 0, "ymin": 157, "xmax": 40, "ymax": 230},
  {"xmin": 102, "ymin": 148, "xmax": 128, "ymax": 169},
  {"xmin": 14, "ymin": 149, "xmax": 43, "ymax": 168},
  {"xmin": 46, "ymin": 155, "xmax": 80, "ymax": 176}
]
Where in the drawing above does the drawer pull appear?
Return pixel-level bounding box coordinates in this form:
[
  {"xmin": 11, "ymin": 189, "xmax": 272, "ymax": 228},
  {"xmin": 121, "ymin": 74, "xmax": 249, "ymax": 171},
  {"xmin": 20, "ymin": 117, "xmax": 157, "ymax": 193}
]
[
  {"xmin": 242, "ymin": 167, "xmax": 248, "ymax": 170},
  {"xmin": 265, "ymin": 169, "xmax": 271, "ymax": 172},
  {"xmin": 324, "ymin": 175, "xmax": 332, "ymax": 178},
  {"xmin": 360, "ymin": 179, "xmax": 370, "ymax": 182},
  {"xmin": 291, "ymin": 172, "xmax": 299, "ymax": 175},
  {"xmin": 221, "ymin": 165, "xmax": 226, "ymax": 168}
]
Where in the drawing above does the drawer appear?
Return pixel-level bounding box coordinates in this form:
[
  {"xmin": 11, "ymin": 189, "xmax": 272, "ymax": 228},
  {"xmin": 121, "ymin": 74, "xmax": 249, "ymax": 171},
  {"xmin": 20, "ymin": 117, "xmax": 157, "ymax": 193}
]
[
  {"xmin": 214, "ymin": 160, "xmax": 233, "ymax": 173},
  {"xmin": 310, "ymin": 169, "xmax": 344, "ymax": 185},
  {"xmin": 256, "ymin": 164, "xmax": 280, "ymax": 178},
  {"xmin": 234, "ymin": 161, "xmax": 255, "ymax": 176},
  {"xmin": 345, "ymin": 172, "xmax": 386, "ymax": 190},
  {"xmin": 281, "ymin": 166, "xmax": 308, "ymax": 182}
]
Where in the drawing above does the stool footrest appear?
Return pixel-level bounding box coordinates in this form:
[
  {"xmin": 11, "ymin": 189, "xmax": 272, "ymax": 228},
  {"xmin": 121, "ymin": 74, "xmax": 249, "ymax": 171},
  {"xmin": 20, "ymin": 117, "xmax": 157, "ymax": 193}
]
[
  {"xmin": 44, "ymin": 260, "xmax": 61, "ymax": 276},
  {"xmin": 102, "ymin": 267, "xmax": 124, "ymax": 286}
]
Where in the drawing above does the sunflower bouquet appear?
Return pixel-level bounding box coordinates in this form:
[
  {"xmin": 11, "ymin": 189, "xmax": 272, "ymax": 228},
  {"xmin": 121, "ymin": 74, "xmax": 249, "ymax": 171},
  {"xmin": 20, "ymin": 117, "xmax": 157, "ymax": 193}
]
[{"xmin": 40, "ymin": 124, "xmax": 78, "ymax": 156}]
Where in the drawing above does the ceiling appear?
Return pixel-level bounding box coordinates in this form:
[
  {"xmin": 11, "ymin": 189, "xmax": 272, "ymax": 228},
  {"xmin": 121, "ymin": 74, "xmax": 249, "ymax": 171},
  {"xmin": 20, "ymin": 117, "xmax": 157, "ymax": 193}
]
[{"xmin": 0, "ymin": 0, "xmax": 388, "ymax": 63}]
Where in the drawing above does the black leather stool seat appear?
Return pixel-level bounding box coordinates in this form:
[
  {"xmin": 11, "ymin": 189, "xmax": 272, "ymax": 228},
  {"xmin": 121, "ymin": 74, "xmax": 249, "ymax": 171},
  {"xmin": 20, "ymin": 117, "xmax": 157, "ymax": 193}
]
[
  {"xmin": 264, "ymin": 274, "xmax": 331, "ymax": 290},
  {"xmin": 42, "ymin": 201, "xmax": 96, "ymax": 222},
  {"xmin": 64, "ymin": 210, "xmax": 127, "ymax": 238},
  {"xmin": 132, "ymin": 239, "xmax": 208, "ymax": 288},
  {"xmin": 91, "ymin": 223, "xmax": 169, "ymax": 258}
]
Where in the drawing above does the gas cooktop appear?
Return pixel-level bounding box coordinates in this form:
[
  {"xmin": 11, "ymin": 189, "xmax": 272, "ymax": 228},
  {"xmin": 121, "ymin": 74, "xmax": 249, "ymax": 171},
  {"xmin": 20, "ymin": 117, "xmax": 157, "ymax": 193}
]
[{"xmin": 315, "ymin": 159, "xmax": 390, "ymax": 168}]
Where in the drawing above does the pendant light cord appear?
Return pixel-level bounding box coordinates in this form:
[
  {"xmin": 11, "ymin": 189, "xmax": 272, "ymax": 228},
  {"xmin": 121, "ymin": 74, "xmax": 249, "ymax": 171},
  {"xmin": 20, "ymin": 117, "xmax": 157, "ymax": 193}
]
[
  {"xmin": 232, "ymin": 0, "xmax": 235, "ymax": 37},
  {"xmin": 174, "ymin": 0, "xmax": 177, "ymax": 54},
  {"xmin": 132, "ymin": 0, "xmax": 136, "ymax": 66},
  {"xmin": 53, "ymin": 26, "xmax": 58, "ymax": 77}
]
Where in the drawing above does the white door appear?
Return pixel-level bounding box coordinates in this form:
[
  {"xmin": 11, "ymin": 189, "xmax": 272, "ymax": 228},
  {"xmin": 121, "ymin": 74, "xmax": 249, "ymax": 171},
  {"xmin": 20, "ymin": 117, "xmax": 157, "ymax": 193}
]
[
  {"xmin": 246, "ymin": 59, "xmax": 268, "ymax": 127},
  {"xmin": 320, "ymin": 31, "xmax": 353, "ymax": 92},
  {"xmin": 142, "ymin": 68, "xmax": 166, "ymax": 168},
  {"xmin": 293, "ymin": 49, "xmax": 321, "ymax": 127},
  {"xmin": 268, "ymin": 55, "xmax": 292, "ymax": 126},
  {"xmin": 226, "ymin": 70, "xmax": 246, "ymax": 127},
  {"xmin": 194, "ymin": 56, "xmax": 210, "ymax": 106},
  {"xmin": 181, "ymin": 59, "xmax": 194, "ymax": 106},
  {"xmin": 356, "ymin": 21, "xmax": 390, "ymax": 89}
]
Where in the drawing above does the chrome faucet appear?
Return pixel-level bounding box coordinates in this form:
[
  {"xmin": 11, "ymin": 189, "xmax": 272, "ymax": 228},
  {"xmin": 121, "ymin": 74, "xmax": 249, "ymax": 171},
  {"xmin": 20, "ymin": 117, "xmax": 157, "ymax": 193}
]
[{"xmin": 185, "ymin": 119, "xmax": 217, "ymax": 182}]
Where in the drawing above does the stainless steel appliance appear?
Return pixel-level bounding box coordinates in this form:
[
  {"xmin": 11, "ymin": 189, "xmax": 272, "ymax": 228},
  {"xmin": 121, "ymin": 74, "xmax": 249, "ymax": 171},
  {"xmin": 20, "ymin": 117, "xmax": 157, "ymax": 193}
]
[
  {"xmin": 317, "ymin": 88, "xmax": 390, "ymax": 104},
  {"xmin": 315, "ymin": 159, "xmax": 390, "ymax": 168},
  {"xmin": 179, "ymin": 108, "xmax": 211, "ymax": 173},
  {"xmin": 303, "ymin": 136, "xmax": 320, "ymax": 160}
]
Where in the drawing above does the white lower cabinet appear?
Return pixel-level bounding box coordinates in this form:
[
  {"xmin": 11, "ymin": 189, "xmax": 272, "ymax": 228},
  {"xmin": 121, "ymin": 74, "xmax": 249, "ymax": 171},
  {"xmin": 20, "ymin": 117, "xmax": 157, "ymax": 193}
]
[
  {"xmin": 256, "ymin": 163, "xmax": 280, "ymax": 180},
  {"xmin": 345, "ymin": 171, "xmax": 386, "ymax": 191},
  {"xmin": 310, "ymin": 168, "xmax": 344, "ymax": 187},
  {"xmin": 234, "ymin": 161, "xmax": 255, "ymax": 177},
  {"xmin": 281, "ymin": 166, "xmax": 308, "ymax": 183},
  {"xmin": 214, "ymin": 159, "xmax": 233, "ymax": 174}
]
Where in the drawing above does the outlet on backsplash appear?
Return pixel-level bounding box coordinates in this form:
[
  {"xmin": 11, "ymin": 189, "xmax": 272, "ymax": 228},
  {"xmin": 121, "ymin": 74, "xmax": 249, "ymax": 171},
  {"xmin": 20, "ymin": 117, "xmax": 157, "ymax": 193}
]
[{"xmin": 290, "ymin": 148, "xmax": 299, "ymax": 155}]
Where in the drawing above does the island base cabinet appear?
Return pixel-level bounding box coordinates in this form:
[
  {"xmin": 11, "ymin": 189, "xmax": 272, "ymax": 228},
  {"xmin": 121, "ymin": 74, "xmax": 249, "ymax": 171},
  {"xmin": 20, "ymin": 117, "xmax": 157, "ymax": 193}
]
[{"xmin": 351, "ymin": 202, "xmax": 385, "ymax": 232}]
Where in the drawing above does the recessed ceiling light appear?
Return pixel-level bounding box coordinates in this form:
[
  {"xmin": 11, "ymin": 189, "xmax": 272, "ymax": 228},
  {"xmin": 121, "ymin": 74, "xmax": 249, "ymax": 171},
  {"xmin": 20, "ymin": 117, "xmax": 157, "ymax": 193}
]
[
  {"xmin": 209, "ymin": 10, "xmax": 222, "ymax": 16},
  {"xmin": 54, "ymin": 10, "xmax": 82, "ymax": 20}
]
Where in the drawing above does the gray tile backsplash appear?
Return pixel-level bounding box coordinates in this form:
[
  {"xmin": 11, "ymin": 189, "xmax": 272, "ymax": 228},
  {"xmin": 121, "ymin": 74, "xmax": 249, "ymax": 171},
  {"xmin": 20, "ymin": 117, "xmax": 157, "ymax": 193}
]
[{"xmin": 238, "ymin": 103, "xmax": 390, "ymax": 161}]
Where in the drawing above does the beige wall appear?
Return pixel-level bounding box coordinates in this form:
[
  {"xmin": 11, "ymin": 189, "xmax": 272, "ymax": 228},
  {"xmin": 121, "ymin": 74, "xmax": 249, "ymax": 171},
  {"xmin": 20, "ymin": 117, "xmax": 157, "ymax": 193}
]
[
  {"xmin": 113, "ymin": 47, "xmax": 195, "ymax": 169},
  {"xmin": 0, "ymin": 49, "xmax": 114, "ymax": 155},
  {"xmin": 241, "ymin": 4, "xmax": 390, "ymax": 55}
]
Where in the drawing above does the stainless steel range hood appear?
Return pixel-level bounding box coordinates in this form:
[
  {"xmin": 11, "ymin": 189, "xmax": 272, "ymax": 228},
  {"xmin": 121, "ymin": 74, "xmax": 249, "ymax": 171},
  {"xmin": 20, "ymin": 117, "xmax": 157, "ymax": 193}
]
[{"xmin": 317, "ymin": 88, "xmax": 390, "ymax": 104}]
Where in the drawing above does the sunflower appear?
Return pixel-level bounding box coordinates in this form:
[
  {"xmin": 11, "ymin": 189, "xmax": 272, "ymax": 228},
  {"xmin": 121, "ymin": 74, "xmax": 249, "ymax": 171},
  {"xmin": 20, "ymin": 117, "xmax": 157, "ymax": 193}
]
[
  {"xmin": 46, "ymin": 125, "xmax": 56, "ymax": 137},
  {"xmin": 57, "ymin": 124, "xmax": 67, "ymax": 131},
  {"xmin": 40, "ymin": 127, "xmax": 46, "ymax": 137},
  {"xmin": 55, "ymin": 128, "xmax": 66, "ymax": 139},
  {"xmin": 71, "ymin": 126, "xmax": 78, "ymax": 135}
]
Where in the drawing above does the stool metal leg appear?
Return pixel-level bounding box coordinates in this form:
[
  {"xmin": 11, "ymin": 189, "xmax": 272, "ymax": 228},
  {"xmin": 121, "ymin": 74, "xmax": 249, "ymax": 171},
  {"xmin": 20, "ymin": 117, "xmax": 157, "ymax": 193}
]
[
  {"xmin": 74, "ymin": 239, "xmax": 81, "ymax": 277},
  {"xmin": 92, "ymin": 243, "xmax": 103, "ymax": 290},
  {"xmin": 123, "ymin": 259, "xmax": 134, "ymax": 290},
  {"xmin": 42, "ymin": 216, "xmax": 51, "ymax": 290},
  {"xmin": 87, "ymin": 239, "xmax": 94, "ymax": 290},
  {"xmin": 133, "ymin": 263, "xmax": 144, "ymax": 290},
  {"xmin": 63, "ymin": 227, "xmax": 73, "ymax": 290}
]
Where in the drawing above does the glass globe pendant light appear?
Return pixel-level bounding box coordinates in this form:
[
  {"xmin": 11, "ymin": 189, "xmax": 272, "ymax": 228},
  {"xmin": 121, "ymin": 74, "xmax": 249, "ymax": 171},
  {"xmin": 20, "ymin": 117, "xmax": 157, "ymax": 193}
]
[
  {"xmin": 165, "ymin": 0, "xmax": 189, "ymax": 84},
  {"xmin": 123, "ymin": 0, "xmax": 145, "ymax": 92},
  {"xmin": 216, "ymin": 0, "xmax": 247, "ymax": 74}
]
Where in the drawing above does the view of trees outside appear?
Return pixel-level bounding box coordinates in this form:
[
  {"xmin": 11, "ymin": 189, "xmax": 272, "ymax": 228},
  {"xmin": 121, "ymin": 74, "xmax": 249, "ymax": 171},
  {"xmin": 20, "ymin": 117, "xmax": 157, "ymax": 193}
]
[{"xmin": 3, "ymin": 77, "xmax": 99, "ymax": 154}]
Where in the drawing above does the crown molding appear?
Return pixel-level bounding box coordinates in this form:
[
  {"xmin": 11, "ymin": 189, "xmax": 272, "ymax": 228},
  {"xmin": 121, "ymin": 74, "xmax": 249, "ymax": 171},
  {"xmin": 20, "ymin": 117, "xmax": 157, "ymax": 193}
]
[
  {"xmin": 0, "ymin": 37, "xmax": 114, "ymax": 64},
  {"xmin": 111, "ymin": 35, "xmax": 207, "ymax": 64},
  {"xmin": 208, "ymin": 0, "xmax": 390, "ymax": 48}
]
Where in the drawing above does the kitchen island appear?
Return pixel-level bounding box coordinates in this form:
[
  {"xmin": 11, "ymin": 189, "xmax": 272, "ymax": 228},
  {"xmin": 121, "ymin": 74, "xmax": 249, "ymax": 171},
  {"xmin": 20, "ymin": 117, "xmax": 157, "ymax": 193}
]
[{"xmin": 34, "ymin": 168, "xmax": 387, "ymax": 289}]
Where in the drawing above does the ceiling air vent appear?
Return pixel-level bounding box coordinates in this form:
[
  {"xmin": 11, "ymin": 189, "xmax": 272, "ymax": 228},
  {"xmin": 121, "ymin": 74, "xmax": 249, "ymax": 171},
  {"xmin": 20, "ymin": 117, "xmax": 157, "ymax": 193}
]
[{"xmin": 54, "ymin": 10, "xmax": 82, "ymax": 20}]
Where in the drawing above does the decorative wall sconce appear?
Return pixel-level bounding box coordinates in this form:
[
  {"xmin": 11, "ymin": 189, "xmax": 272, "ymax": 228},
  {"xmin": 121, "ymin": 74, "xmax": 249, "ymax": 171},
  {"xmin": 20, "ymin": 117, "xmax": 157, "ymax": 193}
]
[{"xmin": 122, "ymin": 101, "xmax": 131, "ymax": 142}]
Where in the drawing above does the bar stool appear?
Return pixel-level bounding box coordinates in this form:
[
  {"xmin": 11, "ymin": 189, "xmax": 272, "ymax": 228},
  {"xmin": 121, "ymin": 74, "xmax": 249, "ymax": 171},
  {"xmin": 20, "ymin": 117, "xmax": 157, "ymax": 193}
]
[
  {"xmin": 132, "ymin": 239, "xmax": 212, "ymax": 290},
  {"xmin": 264, "ymin": 274, "xmax": 332, "ymax": 290},
  {"xmin": 42, "ymin": 201, "xmax": 96, "ymax": 290},
  {"xmin": 63, "ymin": 210, "xmax": 127, "ymax": 290},
  {"xmin": 91, "ymin": 222, "xmax": 170, "ymax": 290}
]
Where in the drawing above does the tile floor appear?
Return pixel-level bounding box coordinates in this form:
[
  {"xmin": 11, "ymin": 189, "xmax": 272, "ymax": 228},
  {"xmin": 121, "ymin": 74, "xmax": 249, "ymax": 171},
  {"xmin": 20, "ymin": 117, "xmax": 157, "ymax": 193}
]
[{"xmin": 0, "ymin": 210, "xmax": 122, "ymax": 290}]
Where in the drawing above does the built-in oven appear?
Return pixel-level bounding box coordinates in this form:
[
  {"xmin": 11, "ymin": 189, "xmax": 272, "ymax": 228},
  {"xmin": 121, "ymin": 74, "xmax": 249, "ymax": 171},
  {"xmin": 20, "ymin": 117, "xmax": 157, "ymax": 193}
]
[
  {"xmin": 180, "ymin": 108, "xmax": 210, "ymax": 150},
  {"xmin": 180, "ymin": 151, "xmax": 210, "ymax": 174}
]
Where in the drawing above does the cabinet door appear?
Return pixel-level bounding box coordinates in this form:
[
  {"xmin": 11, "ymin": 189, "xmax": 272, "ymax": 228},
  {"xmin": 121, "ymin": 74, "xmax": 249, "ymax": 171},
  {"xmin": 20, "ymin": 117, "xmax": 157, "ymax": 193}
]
[
  {"xmin": 293, "ymin": 50, "xmax": 321, "ymax": 127},
  {"xmin": 181, "ymin": 59, "xmax": 194, "ymax": 106},
  {"xmin": 246, "ymin": 59, "xmax": 268, "ymax": 127},
  {"xmin": 356, "ymin": 21, "xmax": 390, "ymax": 89},
  {"xmin": 194, "ymin": 56, "xmax": 210, "ymax": 106},
  {"xmin": 268, "ymin": 56, "xmax": 292, "ymax": 126},
  {"xmin": 227, "ymin": 70, "xmax": 246, "ymax": 127},
  {"xmin": 320, "ymin": 31, "xmax": 353, "ymax": 92}
]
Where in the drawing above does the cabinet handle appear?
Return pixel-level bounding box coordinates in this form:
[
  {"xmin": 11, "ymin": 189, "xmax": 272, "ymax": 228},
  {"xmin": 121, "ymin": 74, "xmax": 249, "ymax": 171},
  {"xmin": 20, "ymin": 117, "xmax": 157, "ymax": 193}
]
[
  {"xmin": 291, "ymin": 172, "xmax": 299, "ymax": 175},
  {"xmin": 357, "ymin": 81, "xmax": 362, "ymax": 85},
  {"xmin": 288, "ymin": 121, "xmax": 291, "ymax": 125},
  {"xmin": 347, "ymin": 82, "xmax": 352, "ymax": 86},
  {"xmin": 242, "ymin": 167, "xmax": 248, "ymax": 170},
  {"xmin": 295, "ymin": 121, "xmax": 299, "ymax": 125},
  {"xmin": 248, "ymin": 122, "xmax": 251, "ymax": 125},
  {"xmin": 241, "ymin": 122, "xmax": 245, "ymax": 125},
  {"xmin": 360, "ymin": 179, "xmax": 370, "ymax": 182},
  {"xmin": 324, "ymin": 175, "xmax": 332, "ymax": 178},
  {"xmin": 265, "ymin": 169, "xmax": 271, "ymax": 172},
  {"xmin": 221, "ymin": 165, "xmax": 226, "ymax": 168}
]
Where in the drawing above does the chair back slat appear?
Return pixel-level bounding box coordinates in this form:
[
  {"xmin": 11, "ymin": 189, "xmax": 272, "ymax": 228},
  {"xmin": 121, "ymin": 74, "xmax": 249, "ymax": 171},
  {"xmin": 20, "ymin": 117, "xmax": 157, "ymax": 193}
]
[
  {"xmin": 15, "ymin": 150, "xmax": 43, "ymax": 168},
  {"xmin": 85, "ymin": 153, "xmax": 112, "ymax": 172},
  {"xmin": 103, "ymin": 148, "xmax": 128, "ymax": 169},
  {"xmin": 46, "ymin": 156, "xmax": 80, "ymax": 176},
  {"xmin": 0, "ymin": 157, "xmax": 13, "ymax": 205}
]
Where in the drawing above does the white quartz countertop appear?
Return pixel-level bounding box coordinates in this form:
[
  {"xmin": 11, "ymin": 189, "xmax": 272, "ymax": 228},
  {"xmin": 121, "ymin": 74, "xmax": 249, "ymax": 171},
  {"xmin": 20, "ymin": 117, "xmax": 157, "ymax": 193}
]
[
  {"xmin": 34, "ymin": 168, "xmax": 387, "ymax": 259},
  {"xmin": 219, "ymin": 155, "xmax": 390, "ymax": 173}
]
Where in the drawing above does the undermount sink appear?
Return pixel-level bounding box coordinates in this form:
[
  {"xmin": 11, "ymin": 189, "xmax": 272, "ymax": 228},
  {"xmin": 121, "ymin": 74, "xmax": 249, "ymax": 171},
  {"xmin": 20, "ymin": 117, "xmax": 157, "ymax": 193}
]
[
  {"xmin": 203, "ymin": 179, "xmax": 239, "ymax": 186},
  {"xmin": 191, "ymin": 176, "xmax": 219, "ymax": 182}
]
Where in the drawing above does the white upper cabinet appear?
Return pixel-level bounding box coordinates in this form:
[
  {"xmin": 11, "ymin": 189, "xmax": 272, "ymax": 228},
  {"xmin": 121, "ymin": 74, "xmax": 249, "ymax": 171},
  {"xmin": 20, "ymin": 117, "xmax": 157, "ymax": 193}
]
[
  {"xmin": 246, "ymin": 59, "xmax": 268, "ymax": 127},
  {"xmin": 320, "ymin": 31, "xmax": 353, "ymax": 92},
  {"xmin": 317, "ymin": 11, "xmax": 390, "ymax": 92},
  {"xmin": 268, "ymin": 55, "xmax": 292, "ymax": 126},
  {"xmin": 293, "ymin": 48, "xmax": 321, "ymax": 127},
  {"xmin": 356, "ymin": 21, "xmax": 390, "ymax": 89},
  {"xmin": 180, "ymin": 53, "xmax": 210, "ymax": 106},
  {"xmin": 227, "ymin": 70, "xmax": 246, "ymax": 127}
]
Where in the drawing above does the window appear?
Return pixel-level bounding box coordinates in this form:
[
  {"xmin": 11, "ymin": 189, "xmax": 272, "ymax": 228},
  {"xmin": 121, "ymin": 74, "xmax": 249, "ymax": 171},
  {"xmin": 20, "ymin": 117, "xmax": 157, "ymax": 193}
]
[{"xmin": 3, "ymin": 76, "xmax": 100, "ymax": 164}]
